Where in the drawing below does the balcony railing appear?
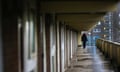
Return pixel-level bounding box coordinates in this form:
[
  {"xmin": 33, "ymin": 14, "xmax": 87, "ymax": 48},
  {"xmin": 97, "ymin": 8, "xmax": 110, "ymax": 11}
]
[{"xmin": 96, "ymin": 38, "xmax": 120, "ymax": 71}]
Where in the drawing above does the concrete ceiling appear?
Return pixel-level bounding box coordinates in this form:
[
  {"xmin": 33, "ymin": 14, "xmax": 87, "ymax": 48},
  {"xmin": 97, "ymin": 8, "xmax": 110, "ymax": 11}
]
[
  {"xmin": 57, "ymin": 13, "xmax": 104, "ymax": 31},
  {"xmin": 40, "ymin": 1, "xmax": 119, "ymax": 31}
]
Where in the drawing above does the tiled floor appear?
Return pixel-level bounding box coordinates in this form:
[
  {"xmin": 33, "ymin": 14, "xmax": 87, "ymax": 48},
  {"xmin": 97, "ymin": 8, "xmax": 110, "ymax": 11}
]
[{"xmin": 65, "ymin": 46, "xmax": 115, "ymax": 72}]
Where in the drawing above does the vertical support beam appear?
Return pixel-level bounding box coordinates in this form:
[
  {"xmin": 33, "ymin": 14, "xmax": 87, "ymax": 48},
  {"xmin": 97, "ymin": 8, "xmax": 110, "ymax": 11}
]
[
  {"xmin": 2, "ymin": 14, "xmax": 19, "ymax": 72},
  {"xmin": 2, "ymin": 0, "xmax": 23, "ymax": 72},
  {"xmin": 45, "ymin": 14, "xmax": 51, "ymax": 72},
  {"xmin": 60, "ymin": 23, "xmax": 65, "ymax": 72},
  {"xmin": 64, "ymin": 25, "xmax": 67, "ymax": 70},
  {"xmin": 42, "ymin": 15, "xmax": 46, "ymax": 72},
  {"xmin": 36, "ymin": 0, "xmax": 44, "ymax": 72},
  {"xmin": 2, "ymin": 8, "xmax": 19, "ymax": 72},
  {"xmin": 70, "ymin": 30, "xmax": 73, "ymax": 59},
  {"xmin": 53, "ymin": 14, "xmax": 57, "ymax": 72},
  {"xmin": 72, "ymin": 31, "xmax": 74, "ymax": 57},
  {"xmin": 75, "ymin": 32, "xmax": 78, "ymax": 52},
  {"xmin": 37, "ymin": 12, "xmax": 43, "ymax": 72},
  {"xmin": 69, "ymin": 30, "xmax": 71, "ymax": 64},
  {"xmin": 56, "ymin": 21, "xmax": 60, "ymax": 72},
  {"xmin": 59, "ymin": 22, "xmax": 62, "ymax": 72},
  {"xmin": 44, "ymin": 13, "xmax": 56, "ymax": 72},
  {"xmin": 0, "ymin": 0, "xmax": 3, "ymax": 71},
  {"xmin": 72, "ymin": 31, "xmax": 73, "ymax": 56},
  {"xmin": 55, "ymin": 22, "xmax": 58, "ymax": 72},
  {"xmin": 66, "ymin": 28, "xmax": 70, "ymax": 67},
  {"xmin": 67, "ymin": 29, "xmax": 70, "ymax": 67}
]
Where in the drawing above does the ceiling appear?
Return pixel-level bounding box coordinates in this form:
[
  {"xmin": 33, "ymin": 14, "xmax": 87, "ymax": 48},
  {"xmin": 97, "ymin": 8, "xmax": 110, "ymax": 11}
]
[{"xmin": 40, "ymin": 0, "xmax": 119, "ymax": 31}]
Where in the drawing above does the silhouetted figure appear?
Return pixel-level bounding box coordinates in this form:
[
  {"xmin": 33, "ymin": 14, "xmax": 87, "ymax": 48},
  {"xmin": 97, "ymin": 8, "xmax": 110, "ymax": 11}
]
[{"xmin": 81, "ymin": 33, "xmax": 88, "ymax": 48}]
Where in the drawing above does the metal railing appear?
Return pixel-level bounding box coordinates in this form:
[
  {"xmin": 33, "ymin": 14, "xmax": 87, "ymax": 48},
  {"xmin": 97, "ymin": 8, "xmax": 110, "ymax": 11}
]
[{"xmin": 96, "ymin": 38, "xmax": 120, "ymax": 71}]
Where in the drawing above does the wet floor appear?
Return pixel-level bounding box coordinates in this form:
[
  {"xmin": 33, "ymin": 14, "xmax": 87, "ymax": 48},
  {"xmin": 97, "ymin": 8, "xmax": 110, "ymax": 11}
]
[{"xmin": 65, "ymin": 46, "xmax": 115, "ymax": 72}]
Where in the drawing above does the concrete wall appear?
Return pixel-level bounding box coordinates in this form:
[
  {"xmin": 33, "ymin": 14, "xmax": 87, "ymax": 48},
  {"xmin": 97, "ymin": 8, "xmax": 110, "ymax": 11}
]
[{"xmin": 0, "ymin": 0, "xmax": 3, "ymax": 71}]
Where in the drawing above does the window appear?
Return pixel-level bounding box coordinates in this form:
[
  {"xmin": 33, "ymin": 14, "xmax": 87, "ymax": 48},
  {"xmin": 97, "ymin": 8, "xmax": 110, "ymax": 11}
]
[
  {"xmin": 119, "ymin": 21, "xmax": 120, "ymax": 25},
  {"xmin": 104, "ymin": 27, "xmax": 106, "ymax": 30},
  {"xmin": 93, "ymin": 29, "xmax": 101, "ymax": 33},
  {"xmin": 119, "ymin": 13, "xmax": 120, "ymax": 17},
  {"xmin": 98, "ymin": 21, "xmax": 101, "ymax": 25},
  {"xmin": 104, "ymin": 35, "xmax": 106, "ymax": 37}
]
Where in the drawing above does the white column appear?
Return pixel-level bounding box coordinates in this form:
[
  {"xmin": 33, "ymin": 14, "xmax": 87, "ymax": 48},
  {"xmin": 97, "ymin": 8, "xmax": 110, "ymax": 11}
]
[{"xmin": 71, "ymin": 31, "xmax": 73, "ymax": 58}]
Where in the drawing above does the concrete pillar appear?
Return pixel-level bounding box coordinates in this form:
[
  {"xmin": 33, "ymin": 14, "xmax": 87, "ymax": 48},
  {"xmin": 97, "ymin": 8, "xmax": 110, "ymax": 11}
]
[
  {"xmin": 52, "ymin": 14, "xmax": 57, "ymax": 72},
  {"xmin": 2, "ymin": 0, "xmax": 24, "ymax": 72},
  {"xmin": 44, "ymin": 13, "xmax": 57, "ymax": 72},
  {"xmin": 60, "ymin": 23, "xmax": 66, "ymax": 72},
  {"xmin": 66, "ymin": 29, "xmax": 70, "ymax": 67},
  {"xmin": 64, "ymin": 25, "xmax": 67, "ymax": 71},
  {"xmin": 55, "ymin": 22, "xmax": 58, "ymax": 72},
  {"xmin": 56, "ymin": 21, "xmax": 60, "ymax": 72},
  {"xmin": 0, "ymin": 0, "xmax": 3, "ymax": 71},
  {"xmin": 2, "ymin": 7, "xmax": 20, "ymax": 72},
  {"xmin": 36, "ymin": 1, "xmax": 43, "ymax": 72},
  {"xmin": 2, "ymin": 16, "xmax": 20, "ymax": 72},
  {"xmin": 45, "ymin": 14, "xmax": 51, "ymax": 72},
  {"xmin": 70, "ymin": 30, "xmax": 73, "ymax": 59}
]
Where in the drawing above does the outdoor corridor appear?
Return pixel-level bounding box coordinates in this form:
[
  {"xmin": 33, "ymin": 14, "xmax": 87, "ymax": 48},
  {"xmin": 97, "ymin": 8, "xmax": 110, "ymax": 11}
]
[
  {"xmin": 65, "ymin": 46, "xmax": 115, "ymax": 72},
  {"xmin": 1, "ymin": 0, "xmax": 120, "ymax": 72}
]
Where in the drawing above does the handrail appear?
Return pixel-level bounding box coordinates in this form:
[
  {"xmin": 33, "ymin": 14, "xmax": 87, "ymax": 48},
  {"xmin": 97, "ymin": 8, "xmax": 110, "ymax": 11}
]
[
  {"xmin": 96, "ymin": 38, "xmax": 120, "ymax": 71},
  {"xmin": 97, "ymin": 38, "xmax": 120, "ymax": 45}
]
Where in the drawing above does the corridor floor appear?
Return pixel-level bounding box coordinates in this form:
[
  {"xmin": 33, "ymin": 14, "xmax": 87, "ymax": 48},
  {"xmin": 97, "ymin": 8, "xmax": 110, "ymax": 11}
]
[{"xmin": 65, "ymin": 46, "xmax": 115, "ymax": 72}]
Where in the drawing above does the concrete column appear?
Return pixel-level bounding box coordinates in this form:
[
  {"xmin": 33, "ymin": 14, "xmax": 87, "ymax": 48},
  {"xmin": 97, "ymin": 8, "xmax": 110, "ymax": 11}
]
[
  {"xmin": 2, "ymin": 8, "xmax": 20, "ymax": 72},
  {"xmin": 36, "ymin": 1, "xmax": 43, "ymax": 72},
  {"xmin": 52, "ymin": 14, "xmax": 57, "ymax": 72},
  {"xmin": 70, "ymin": 30, "xmax": 73, "ymax": 59},
  {"xmin": 37, "ymin": 21, "xmax": 43, "ymax": 71},
  {"xmin": 59, "ymin": 22, "xmax": 63, "ymax": 72},
  {"xmin": 55, "ymin": 22, "xmax": 58, "ymax": 72},
  {"xmin": 69, "ymin": 30, "xmax": 71, "ymax": 62},
  {"xmin": 2, "ymin": 16, "xmax": 20, "ymax": 72},
  {"xmin": 56, "ymin": 21, "xmax": 60, "ymax": 72},
  {"xmin": 75, "ymin": 32, "xmax": 78, "ymax": 53},
  {"xmin": 68, "ymin": 29, "xmax": 71, "ymax": 67},
  {"xmin": 2, "ymin": 0, "xmax": 24, "ymax": 72},
  {"xmin": 64, "ymin": 25, "xmax": 67, "ymax": 70},
  {"xmin": 41, "ymin": 15, "xmax": 47, "ymax": 72},
  {"xmin": 73, "ymin": 32, "xmax": 75, "ymax": 55},
  {"xmin": 72, "ymin": 31, "xmax": 74, "ymax": 54},
  {"xmin": 0, "ymin": 0, "xmax": 3, "ymax": 71},
  {"xmin": 45, "ymin": 14, "xmax": 51, "ymax": 72},
  {"xmin": 45, "ymin": 14, "xmax": 58, "ymax": 72},
  {"xmin": 66, "ymin": 27, "xmax": 69, "ymax": 69},
  {"xmin": 60, "ymin": 23, "xmax": 65, "ymax": 72}
]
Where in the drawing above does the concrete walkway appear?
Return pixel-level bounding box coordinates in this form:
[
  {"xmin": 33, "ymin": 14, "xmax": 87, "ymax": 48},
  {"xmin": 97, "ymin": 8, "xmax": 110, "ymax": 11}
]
[{"xmin": 65, "ymin": 46, "xmax": 115, "ymax": 72}]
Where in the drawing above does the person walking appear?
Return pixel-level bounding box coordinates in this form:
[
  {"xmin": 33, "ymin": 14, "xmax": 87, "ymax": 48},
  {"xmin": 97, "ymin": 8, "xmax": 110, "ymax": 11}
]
[{"xmin": 81, "ymin": 33, "xmax": 88, "ymax": 49}]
